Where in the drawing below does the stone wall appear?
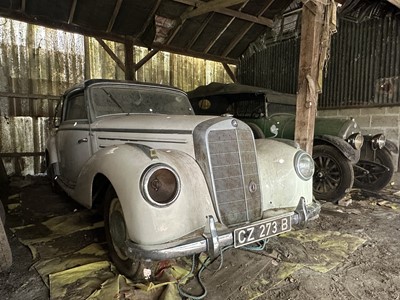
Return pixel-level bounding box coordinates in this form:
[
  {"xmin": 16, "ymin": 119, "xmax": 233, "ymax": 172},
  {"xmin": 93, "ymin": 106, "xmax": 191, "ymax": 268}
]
[{"xmin": 318, "ymin": 107, "xmax": 400, "ymax": 170}]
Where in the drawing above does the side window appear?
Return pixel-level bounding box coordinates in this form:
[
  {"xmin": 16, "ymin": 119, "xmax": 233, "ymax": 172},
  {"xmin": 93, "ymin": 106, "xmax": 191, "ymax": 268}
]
[{"xmin": 64, "ymin": 94, "xmax": 87, "ymax": 121}]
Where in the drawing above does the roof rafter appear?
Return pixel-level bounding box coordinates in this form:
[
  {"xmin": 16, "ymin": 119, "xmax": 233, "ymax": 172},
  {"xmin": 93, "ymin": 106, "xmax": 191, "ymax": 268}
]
[
  {"xmin": 181, "ymin": 0, "xmax": 247, "ymax": 19},
  {"xmin": 68, "ymin": 0, "xmax": 78, "ymax": 24},
  {"xmin": 138, "ymin": 0, "xmax": 162, "ymax": 38},
  {"xmin": 107, "ymin": 0, "xmax": 123, "ymax": 32},
  {"xmin": 203, "ymin": 1, "xmax": 248, "ymax": 53},
  {"xmin": 186, "ymin": 12, "xmax": 214, "ymax": 49},
  {"xmin": 174, "ymin": 0, "xmax": 273, "ymax": 27},
  {"xmin": 222, "ymin": 0, "xmax": 275, "ymax": 56},
  {"xmin": 387, "ymin": 0, "xmax": 400, "ymax": 9}
]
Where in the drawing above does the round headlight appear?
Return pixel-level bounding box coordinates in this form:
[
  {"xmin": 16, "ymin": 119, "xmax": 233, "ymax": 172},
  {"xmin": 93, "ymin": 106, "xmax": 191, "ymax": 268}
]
[
  {"xmin": 371, "ymin": 134, "xmax": 386, "ymax": 150},
  {"xmin": 141, "ymin": 164, "xmax": 180, "ymax": 207},
  {"xmin": 294, "ymin": 151, "xmax": 314, "ymax": 181},
  {"xmin": 347, "ymin": 133, "xmax": 364, "ymax": 150}
]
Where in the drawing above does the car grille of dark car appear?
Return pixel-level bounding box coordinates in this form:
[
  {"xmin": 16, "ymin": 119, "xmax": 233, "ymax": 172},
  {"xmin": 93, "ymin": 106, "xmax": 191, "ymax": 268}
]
[{"xmin": 207, "ymin": 128, "xmax": 262, "ymax": 226}]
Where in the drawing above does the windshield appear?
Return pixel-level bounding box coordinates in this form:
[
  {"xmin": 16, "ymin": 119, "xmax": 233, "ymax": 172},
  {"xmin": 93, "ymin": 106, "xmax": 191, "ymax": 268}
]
[{"xmin": 90, "ymin": 84, "xmax": 194, "ymax": 117}]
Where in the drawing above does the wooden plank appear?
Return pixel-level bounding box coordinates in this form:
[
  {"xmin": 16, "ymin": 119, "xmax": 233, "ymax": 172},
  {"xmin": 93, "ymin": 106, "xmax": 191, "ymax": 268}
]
[
  {"xmin": 187, "ymin": 13, "xmax": 214, "ymax": 49},
  {"xmin": 0, "ymin": 152, "xmax": 45, "ymax": 157},
  {"xmin": 138, "ymin": 0, "xmax": 162, "ymax": 38},
  {"xmin": 95, "ymin": 38, "xmax": 126, "ymax": 72},
  {"xmin": 294, "ymin": 0, "xmax": 326, "ymax": 154},
  {"xmin": 21, "ymin": 0, "xmax": 26, "ymax": 12},
  {"xmin": 0, "ymin": 92, "xmax": 59, "ymax": 100}
]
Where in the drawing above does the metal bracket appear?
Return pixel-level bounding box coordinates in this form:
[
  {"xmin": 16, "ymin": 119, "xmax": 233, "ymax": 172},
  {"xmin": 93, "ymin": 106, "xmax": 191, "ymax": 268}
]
[
  {"xmin": 202, "ymin": 215, "xmax": 220, "ymax": 260},
  {"xmin": 294, "ymin": 197, "xmax": 308, "ymax": 226}
]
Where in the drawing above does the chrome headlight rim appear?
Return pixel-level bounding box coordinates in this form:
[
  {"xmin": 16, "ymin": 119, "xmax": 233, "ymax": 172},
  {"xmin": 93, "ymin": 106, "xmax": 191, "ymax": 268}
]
[
  {"xmin": 294, "ymin": 151, "xmax": 315, "ymax": 181},
  {"xmin": 140, "ymin": 163, "xmax": 181, "ymax": 207},
  {"xmin": 347, "ymin": 133, "xmax": 364, "ymax": 150},
  {"xmin": 371, "ymin": 134, "xmax": 386, "ymax": 150}
]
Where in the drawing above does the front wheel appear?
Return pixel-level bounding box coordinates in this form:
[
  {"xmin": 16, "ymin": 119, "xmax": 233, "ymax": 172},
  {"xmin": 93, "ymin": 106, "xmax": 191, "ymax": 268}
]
[
  {"xmin": 353, "ymin": 149, "xmax": 394, "ymax": 191},
  {"xmin": 313, "ymin": 145, "xmax": 354, "ymax": 203},
  {"xmin": 104, "ymin": 186, "xmax": 158, "ymax": 281}
]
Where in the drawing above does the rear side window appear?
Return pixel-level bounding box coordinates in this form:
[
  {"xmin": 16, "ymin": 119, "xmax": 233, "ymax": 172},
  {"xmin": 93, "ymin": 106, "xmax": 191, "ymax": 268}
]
[{"xmin": 64, "ymin": 94, "xmax": 87, "ymax": 121}]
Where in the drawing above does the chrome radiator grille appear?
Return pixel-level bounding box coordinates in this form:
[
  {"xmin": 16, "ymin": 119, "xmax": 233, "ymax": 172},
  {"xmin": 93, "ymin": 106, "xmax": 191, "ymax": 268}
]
[{"xmin": 207, "ymin": 128, "xmax": 261, "ymax": 225}]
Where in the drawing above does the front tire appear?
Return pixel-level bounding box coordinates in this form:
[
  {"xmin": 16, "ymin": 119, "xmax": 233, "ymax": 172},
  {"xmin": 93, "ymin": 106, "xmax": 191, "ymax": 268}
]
[
  {"xmin": 313, "ymin": 145, "xmax": 354, "ymax": 203},
  {"xmin": 104, "ymin": 186, "xmax": 157, "ymax": 281},
  {"xmin": 354, "ymin": 148, "xmax": 394, "ymax": 191}
]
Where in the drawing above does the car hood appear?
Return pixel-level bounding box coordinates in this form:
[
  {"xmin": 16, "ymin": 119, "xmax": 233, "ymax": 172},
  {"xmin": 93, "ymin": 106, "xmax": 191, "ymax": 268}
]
[{"xmin": 91, "ymin": 114, "xmax": 218, "ymax": 132}]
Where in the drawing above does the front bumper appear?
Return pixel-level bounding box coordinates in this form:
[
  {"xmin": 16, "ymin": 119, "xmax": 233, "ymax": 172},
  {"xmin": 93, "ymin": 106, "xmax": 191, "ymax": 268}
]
[{"xmin": 124, "ymin": 198, "xmax": 320, "ymax": 261}]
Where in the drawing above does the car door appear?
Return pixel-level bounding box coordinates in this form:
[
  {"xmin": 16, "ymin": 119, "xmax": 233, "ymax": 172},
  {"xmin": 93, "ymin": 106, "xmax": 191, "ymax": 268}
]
[{"xmin": 56, "ymin": 91, "xmax": 92, "ymax": 187}]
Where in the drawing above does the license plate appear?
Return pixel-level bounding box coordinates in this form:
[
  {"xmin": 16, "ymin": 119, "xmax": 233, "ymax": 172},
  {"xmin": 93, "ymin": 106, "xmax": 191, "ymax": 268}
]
[{"xmin": 234, "ymin": 214, "xmax": 292, "ymax": 248}]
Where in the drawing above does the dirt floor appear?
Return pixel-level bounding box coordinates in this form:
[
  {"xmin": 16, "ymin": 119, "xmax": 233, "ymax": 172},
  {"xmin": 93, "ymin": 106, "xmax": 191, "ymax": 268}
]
[{"xmin": 1, "ymin": 175, "xmax": 400, "ymax": 300}]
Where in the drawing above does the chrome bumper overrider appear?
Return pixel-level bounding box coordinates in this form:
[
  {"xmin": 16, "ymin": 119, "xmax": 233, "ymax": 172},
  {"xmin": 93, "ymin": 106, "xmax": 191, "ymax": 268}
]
[{"xmin": 124, "ymin": 198, "xmax": 321, "ymax": 261}]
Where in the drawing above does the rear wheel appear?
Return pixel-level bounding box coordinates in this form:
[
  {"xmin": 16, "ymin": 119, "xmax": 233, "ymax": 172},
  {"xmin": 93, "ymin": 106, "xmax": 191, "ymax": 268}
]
[
  {"xmin": 354, "ymin": 149, "xmax": 394, "ymax": 191},
  {"xmin": 0, "ymin": 202, "xmax": 12, "ymax": 271},
  {"xmin": 104, "ymin": 186, "xmax": 158, "ymax": 281},
  {"xmin": 313, "ymin": 145, "xmax": 354, "ymax": 203}
]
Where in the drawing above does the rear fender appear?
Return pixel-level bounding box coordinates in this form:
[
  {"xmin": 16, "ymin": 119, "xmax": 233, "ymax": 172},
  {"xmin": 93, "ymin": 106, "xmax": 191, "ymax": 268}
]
[
  {"xmin": 73, "ymin": 144, "xmax": 216, "ymax": 245},
  {"xmin": 314, "ymin": 135, "xmax": 359, "ymax": 163}
]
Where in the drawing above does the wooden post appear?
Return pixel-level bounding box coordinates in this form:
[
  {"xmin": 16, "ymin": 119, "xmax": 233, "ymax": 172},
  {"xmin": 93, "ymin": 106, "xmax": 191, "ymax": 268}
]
[
  {"xmin": 124, "ymin": 39, "xmax": 135, "ymax": 81},
  {"xmin": 294, "ymin": 0, "xmax": 326, "ymax": 154}
]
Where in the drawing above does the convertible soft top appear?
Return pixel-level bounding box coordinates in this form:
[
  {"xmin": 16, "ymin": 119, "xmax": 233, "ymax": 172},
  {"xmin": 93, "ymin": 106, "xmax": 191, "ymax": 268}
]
[{"xmin": 187, "ymin": 82, "xmax": 296, "ymax": 106}]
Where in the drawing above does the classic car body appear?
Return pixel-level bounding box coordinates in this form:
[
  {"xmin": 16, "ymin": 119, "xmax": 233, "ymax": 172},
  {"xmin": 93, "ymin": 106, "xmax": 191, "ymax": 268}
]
[
  {"xmin": 188, "ymin": 82, "xmax": 396, "ymax": 202},
  {"xmin": 46, "ymin": 79, "xmax": 319, "ymax": 280}
]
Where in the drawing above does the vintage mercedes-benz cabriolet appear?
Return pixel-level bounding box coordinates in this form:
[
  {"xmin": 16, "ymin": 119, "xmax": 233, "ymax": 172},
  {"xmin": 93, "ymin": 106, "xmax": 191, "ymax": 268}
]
[{"xmin": 46, "ymin": 79, "xmax": 320, "ymax": 281}]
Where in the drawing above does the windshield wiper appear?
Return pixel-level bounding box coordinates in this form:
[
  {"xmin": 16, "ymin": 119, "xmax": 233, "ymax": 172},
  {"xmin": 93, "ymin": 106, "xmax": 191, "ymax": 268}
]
[{"xmin": 101, "ymin": 88, "xmax": 126, "ymax": 113}]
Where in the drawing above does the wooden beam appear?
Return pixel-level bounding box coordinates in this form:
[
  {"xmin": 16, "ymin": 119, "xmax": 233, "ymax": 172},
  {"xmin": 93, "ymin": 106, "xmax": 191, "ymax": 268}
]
[
  {"xmin": 124, "ymin": 39, "xmax": 135, "ymax": 80},
  {"xmin": 174, "ymin": 0, "xmax": 273, "ymax": 27},
  {"xmin": 135, "ymin": 50, "xmax": 158, "ymax": 71},
  {"xmin": 0, "ymin": 152, "xmax": 45, "ymax": 157},
  {"xmin": 181, "ymin": 0, "xmax": 247, "ymax": 19},
  {"xmin": 294, "ymin": 0, "xmax": 326, "ymax": 154},
  {"xmin": 68, "ymin": 0, "xmax": 78, "ymax": 24},
  {"xmin": 95, "ymin": 38, "xmax": 126, "ymax": 72},
  {"xmin": 107, "ymin": 0, "xmax": 123, "ymax": 32},
  {"xmin": 0, "ymin": 92, "xmax": 59, "ymax": 100},
  {"xmin": 222, "ymin": 63, "xmax": 236, "ymax": 82},
  {"xmin": 387, "ymin": 0, "xmax": 400, "ymax": 9}
]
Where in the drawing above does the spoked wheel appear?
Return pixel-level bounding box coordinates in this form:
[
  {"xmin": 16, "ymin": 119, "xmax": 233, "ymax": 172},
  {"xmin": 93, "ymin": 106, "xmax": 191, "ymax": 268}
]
[
  {"xmin": 313, "ymin": 145, "xmax": 354, "ymax": 203},
  {"xmin": 104, "ymin": 186, "xmax": 158, "ymax": 281},
  {"xmin": 353, "ymin": 149, "xmax": 394, "ymax": 192}
]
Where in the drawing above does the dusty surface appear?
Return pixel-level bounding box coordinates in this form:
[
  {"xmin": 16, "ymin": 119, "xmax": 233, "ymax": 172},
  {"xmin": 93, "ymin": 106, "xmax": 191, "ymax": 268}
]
[{"xmin": 1, "ymin": 175, "xmax": 400, "ymax": 299}]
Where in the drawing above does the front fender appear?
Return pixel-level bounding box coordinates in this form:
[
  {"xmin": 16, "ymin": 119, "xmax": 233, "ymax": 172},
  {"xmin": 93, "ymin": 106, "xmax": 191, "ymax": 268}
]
[
  {"xmin": 314, "ymin": 135, "xmax": 359, "ymax": 163},
  {"xmin": 73, "ymin": 144, "xmax": 216, "ymax": 246},
  {"xmin": 255, "ymin": 139, "xmax": 313, "ymax": 211},
  {"xmin": 46, "ymin": 132, "xmax": 58, "ymax": 165}
]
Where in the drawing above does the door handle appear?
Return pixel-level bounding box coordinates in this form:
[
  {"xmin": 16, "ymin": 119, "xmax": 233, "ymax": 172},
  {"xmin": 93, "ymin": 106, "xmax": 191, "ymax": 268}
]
[{"xmin": 78, "ymin": 138, "xmax": 88, "ymax": 144}]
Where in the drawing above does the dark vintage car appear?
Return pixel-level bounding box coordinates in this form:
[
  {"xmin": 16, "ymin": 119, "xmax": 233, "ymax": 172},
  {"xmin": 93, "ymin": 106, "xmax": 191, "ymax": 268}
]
[
  {"xmin": 188, "ymin": 82, "xmax": 398, "ymax": 203},
  {"xmin": 46, "ymin": 79, "xmax": 320, "ymax": 281}
]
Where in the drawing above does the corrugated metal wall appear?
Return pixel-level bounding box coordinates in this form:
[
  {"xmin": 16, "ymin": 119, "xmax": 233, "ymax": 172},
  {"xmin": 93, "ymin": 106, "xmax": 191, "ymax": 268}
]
[
  {"xmin": 0, "ymin": 18, "xmax": 233, "ymax": 176},
  {"xmin": 239, "ymin": 15, "xmax": 400, "ymax": 108}
]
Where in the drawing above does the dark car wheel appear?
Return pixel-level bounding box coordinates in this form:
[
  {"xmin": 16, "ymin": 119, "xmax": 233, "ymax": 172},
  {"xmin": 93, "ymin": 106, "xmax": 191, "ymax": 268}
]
[
  {"xmin": 0, "ymin": 202, "xmax": 12, "ymax": 271},
  {"xmin": 313, "ymin": 145, "xmax": 354, "ymax": 203},
  {"xmin": 353, "ymin": 148, "xmax": 394, "ymax": 192},
  {"xmin": 104, "ymin": 186, "xmax": 158, "ymax": 281}
]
